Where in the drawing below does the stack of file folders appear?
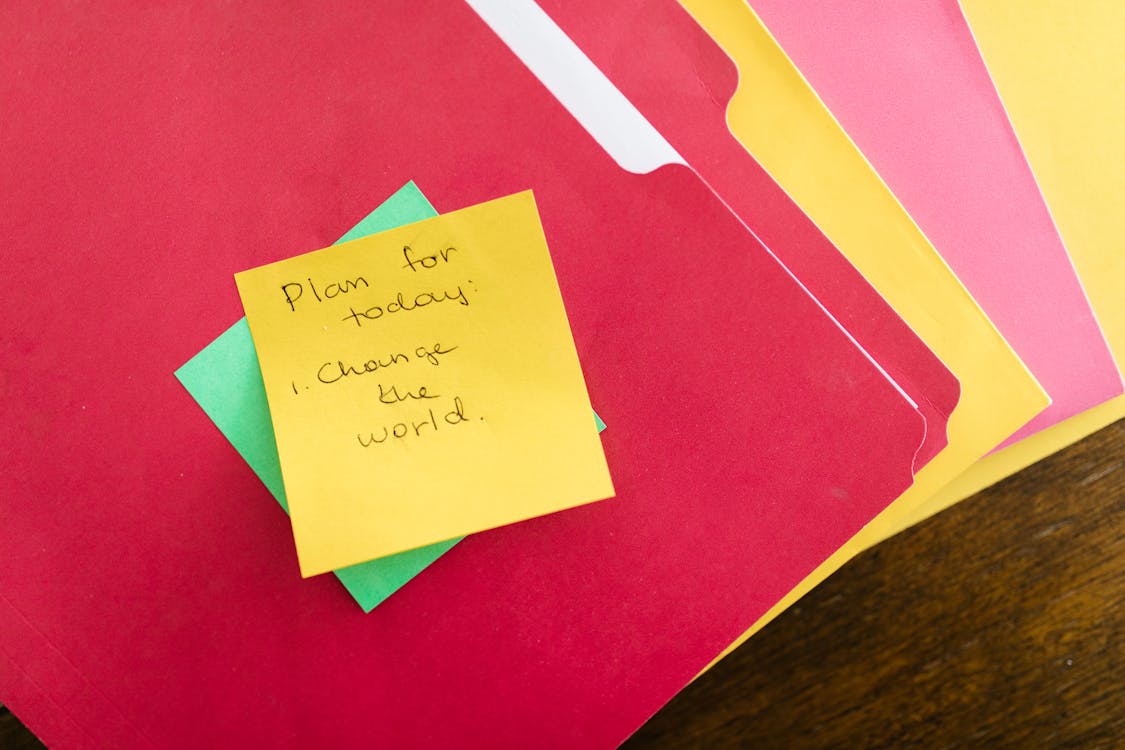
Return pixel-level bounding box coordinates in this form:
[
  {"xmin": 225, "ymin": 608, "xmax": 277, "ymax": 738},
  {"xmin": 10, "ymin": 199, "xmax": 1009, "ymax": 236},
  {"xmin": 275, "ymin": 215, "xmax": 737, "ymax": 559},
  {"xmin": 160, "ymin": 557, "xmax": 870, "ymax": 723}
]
[{"xmin": 1, "ymin": 1, "xmax": 1121, "ymax": 747}]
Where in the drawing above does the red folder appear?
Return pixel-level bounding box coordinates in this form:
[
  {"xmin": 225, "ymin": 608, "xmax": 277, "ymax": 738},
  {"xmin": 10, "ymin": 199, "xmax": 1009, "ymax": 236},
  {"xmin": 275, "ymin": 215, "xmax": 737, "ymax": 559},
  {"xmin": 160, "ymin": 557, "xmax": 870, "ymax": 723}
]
[
  {"xmin": 535, "ymin": 0, "xmax": 960, "ymax": 467},
  {"xmin": 1, "ymin": 2, "xmax": 943, "ymax": 747}
]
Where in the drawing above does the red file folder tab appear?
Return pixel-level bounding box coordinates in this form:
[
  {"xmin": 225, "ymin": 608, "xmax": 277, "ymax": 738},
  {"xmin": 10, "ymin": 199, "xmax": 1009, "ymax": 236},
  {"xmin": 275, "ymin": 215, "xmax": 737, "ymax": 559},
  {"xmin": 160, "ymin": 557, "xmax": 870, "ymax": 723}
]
[
  {"xmin": 536, "ymin": 0, "xmax": 961, "ymax": 468},
  {"xmin": 1, "ymin": 2, "xmax": 938, "ymax": 748}
]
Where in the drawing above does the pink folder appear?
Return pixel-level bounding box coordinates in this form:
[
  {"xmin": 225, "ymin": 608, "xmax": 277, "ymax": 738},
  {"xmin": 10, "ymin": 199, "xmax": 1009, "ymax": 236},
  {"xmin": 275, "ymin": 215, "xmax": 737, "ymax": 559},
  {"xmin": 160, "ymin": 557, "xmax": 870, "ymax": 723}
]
[
  {"xmin": 0, "ymin": 2, "xmax": 949, "ymax": 747},
  {"xmin": 748, "ymin": 0, "xmax": 1122, "ymax": 446}
]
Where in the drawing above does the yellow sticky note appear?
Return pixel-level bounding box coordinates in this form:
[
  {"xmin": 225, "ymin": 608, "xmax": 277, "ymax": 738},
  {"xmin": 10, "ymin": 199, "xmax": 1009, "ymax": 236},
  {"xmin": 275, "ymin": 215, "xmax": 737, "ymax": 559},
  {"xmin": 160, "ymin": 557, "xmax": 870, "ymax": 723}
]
[
  {"xmin": 924, "ymin": 0, "xmax": 1125, "ymax": 509},
  {"xmin": 236, "ymin": 191, "xmax": 614, "ymax": 577}
]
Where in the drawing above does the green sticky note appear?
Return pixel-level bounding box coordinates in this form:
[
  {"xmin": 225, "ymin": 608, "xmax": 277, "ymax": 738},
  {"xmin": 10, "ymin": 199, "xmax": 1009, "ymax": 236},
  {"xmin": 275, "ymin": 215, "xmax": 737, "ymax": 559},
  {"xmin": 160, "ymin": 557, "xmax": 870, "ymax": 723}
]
[{"xmin": 176, "ymin": 181, "xmax": 605, "ymax": 611}]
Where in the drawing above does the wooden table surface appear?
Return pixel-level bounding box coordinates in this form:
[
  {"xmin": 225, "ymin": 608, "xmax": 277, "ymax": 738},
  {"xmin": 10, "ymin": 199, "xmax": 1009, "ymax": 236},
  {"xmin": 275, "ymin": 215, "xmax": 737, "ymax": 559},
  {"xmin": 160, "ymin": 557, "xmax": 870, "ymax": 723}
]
[{"xmin": 3, "ymin": 421, "xmax": 1122, "ymax": 749}]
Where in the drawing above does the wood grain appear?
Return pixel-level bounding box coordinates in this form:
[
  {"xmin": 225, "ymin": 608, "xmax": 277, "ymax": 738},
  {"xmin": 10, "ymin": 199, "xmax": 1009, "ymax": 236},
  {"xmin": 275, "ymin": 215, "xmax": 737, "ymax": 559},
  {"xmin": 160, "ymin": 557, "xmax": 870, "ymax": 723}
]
[
  {"xmin": 2, "ymin": 420, "xmax": 1122, "ymax": 749},
  {"xmin": 0, "ymin": 707, "xmax": 44, "ymax": 750},
  {"xmin": 624, "ymin": 419, "xmax": 1124, "ymax": 749}
]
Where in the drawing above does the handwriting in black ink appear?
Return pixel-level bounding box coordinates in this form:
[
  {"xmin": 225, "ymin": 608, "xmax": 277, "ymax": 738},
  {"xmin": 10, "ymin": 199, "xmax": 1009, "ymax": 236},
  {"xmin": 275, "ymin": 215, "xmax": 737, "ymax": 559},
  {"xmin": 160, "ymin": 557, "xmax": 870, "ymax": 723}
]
[
  {"xmin": 378, "ymin": 382, "xmax": 440, "ymax": 405},
  {"xmin": 341, "ymin": 286, "xmax": 470, "ymax": 327},
  {"xmin": 357, "ymin": 396, "xmax": 471, "ymax": 447},
  {"xmin": 402, "ymin": 245, "xmax": 458, "ymax": 272},
  {"xmin": 280, "ymin": 275, "xmax": 369, "ymax": 312}
]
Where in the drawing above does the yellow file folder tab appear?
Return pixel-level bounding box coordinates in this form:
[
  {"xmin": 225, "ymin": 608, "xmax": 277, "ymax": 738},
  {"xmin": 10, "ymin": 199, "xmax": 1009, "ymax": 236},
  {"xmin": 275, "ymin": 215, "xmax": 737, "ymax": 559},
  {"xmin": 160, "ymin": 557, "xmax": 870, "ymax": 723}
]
[
  {"xmin": 236, "ymin": 191, "xmax": 614, "ymax": 577},
  {"xmin": 923, "ymin": 0, "xmax": 1125, "ymax": 508},
  {"xmin": 677, "ymin": 0, "xmax": 1047, "ymax": 667}
]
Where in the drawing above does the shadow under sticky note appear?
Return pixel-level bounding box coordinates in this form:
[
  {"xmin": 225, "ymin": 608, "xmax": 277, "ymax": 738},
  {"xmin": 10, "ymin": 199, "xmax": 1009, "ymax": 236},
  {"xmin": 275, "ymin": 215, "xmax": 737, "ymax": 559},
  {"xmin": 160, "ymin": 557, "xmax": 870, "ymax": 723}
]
[{"xmin": 176, "ymin": 182, "xmax": 609, "ymax": 609}]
